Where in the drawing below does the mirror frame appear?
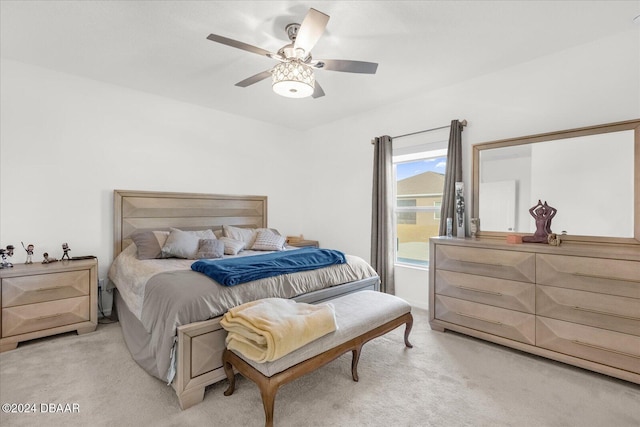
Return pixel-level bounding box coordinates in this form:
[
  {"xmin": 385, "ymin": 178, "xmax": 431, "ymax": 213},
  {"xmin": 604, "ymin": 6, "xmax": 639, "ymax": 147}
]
[{"xmin": 472, "ymin": 119, "xmax": 640, "ymax": 245}]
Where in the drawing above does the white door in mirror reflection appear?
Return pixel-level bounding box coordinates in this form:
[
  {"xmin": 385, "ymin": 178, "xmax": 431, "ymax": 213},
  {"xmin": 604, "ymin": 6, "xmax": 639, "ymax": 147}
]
[{"xmin": 480, "ymin": 181, "xmax": 516, "ymax": 232}]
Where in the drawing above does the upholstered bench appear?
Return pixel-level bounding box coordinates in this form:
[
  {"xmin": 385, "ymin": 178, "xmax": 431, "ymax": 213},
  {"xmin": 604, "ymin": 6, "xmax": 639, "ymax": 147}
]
[{"xmin": 222, "ymin": 290, "xmax": 413, "ymax": 427}]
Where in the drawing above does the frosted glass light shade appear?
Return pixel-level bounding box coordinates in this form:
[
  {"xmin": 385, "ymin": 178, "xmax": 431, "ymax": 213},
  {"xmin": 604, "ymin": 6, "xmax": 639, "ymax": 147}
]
[{"xmin": 272, "ymin": 61, "xmax": 315, "ymax": 98}]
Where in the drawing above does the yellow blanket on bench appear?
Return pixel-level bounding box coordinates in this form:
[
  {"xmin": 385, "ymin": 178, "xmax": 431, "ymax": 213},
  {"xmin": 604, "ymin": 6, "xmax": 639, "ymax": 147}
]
[{"xmin": 220, "ymin": 298, "xmax": 337, "ymax": 363}]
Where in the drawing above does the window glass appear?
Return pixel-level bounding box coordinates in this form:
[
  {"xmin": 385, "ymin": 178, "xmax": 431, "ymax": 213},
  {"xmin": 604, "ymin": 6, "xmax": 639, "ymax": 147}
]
[{"xmin": 395, "ymin": 154, "xmax": 446, "ymax": 266}]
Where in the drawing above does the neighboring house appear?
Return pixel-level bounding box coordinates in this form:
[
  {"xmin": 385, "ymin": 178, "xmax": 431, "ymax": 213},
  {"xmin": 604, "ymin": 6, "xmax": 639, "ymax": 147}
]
[{"xmin": 396, "ymin": 171, "xmax": 444, "ymax": 264}]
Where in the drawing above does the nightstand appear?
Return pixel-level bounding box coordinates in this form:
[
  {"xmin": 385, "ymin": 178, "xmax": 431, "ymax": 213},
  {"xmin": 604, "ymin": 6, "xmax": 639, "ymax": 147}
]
[
  {"xmin": 286, "ymin": 239, "xmax": 319, "ymax": 248},
  {"xmin": 0, "ymin": 258, "xmax": 98, "ymax": 352}
]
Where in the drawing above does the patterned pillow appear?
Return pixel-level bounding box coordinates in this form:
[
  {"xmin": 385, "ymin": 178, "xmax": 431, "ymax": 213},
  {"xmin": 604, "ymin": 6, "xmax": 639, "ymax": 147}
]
[
  {"xmin": 130, "ymin": 230, "xmax": 170, "ymax": 260},
  {"xmin": 251, "ymin": 229, "xmax": 286, "ymax": 251},
  {"xmin": 162, "ymin": 228, "xmax": 215, "ymax": 259},
  {"xmin": 195, "ymin": 239, "xmax": 224, "ymax": 259},
  {"xmin": 219, "ymin": 237, "xmax": 246, "ymax": 255}
]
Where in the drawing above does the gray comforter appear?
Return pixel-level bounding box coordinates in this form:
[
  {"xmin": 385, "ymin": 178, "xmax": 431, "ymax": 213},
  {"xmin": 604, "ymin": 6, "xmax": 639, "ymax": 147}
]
[{"xmin": 110, "ymin": 247, "xmax": 378, "ymax": 383}]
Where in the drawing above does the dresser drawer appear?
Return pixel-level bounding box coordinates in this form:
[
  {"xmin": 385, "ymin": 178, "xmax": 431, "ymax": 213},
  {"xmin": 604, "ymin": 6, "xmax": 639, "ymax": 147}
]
[
  {"xmin": 2, "ymin": 270, "xmax": 90, "ymax": 307},
  {"xmin": 435, "ymin": 245, "xmax": 535, "ymax": 283},
  {"xmin": 536, "ymin": 317, "xmax": 640, "ymax": 375},
  {"xmin": 435, "ymin": 270, "xmax": 535, "ymax": 313},
  {"xmin": 537, "ymin": 285, "xmax": 640, "ymax": 336},
  {"xmin": 2, "ymin": 296, "xmax": 90, "ymax": 337},
  {"xmin": 537, "ymin": 254, "xmax": 640, "ymax": 298},
  {"xmin": 434, "ymin": 294, "xmax": 535, "ymax": 344}
]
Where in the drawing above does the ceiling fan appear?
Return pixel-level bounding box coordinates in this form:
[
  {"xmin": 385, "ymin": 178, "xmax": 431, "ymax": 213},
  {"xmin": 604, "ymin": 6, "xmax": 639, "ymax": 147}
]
[{"xmin": 206, "ymin": 8, "xmax": 378, "ymax": 99}]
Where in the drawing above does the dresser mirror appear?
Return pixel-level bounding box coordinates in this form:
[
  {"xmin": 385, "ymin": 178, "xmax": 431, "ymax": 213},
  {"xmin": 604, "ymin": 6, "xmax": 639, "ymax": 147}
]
[{"xmin": 472, "ymin": 119, "xmax": 640, "ymax": 244}]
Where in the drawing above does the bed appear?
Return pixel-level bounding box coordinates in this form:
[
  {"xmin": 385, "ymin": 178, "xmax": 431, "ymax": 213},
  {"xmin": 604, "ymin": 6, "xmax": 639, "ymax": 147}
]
[{"xmin": 109, "ymin": 190, "xmax": 380, "ymax": 409}]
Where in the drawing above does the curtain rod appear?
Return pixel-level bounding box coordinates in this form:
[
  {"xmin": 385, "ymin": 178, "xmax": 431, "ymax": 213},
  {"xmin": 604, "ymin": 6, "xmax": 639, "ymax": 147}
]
[{"xmin": 371, "ymin": 119, "xmax": 467, "ymax": 144}]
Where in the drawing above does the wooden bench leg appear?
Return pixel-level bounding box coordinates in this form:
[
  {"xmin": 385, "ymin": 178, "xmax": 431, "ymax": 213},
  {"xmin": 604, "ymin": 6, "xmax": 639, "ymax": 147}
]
[
  {"xmin": 404, "ymin": 314, "xmax": 414, "ymax": 348},
  {"xmin": 223, "ymin": 351, "xmax": 236, "ymax": 396},
  {"xmin": 351, "ymin": 346, "xmax": 362, "ymax": 382},
  {"xmin": 259, "ymin": 384, "xmax": 277, "ymax": 427}
]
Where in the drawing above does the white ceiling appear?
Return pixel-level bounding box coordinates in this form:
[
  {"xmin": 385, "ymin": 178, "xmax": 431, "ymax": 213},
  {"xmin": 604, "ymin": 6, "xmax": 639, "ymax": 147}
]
[{"xmin": 1, "ymin": 1, "xmax": 638, "ymax": 130}]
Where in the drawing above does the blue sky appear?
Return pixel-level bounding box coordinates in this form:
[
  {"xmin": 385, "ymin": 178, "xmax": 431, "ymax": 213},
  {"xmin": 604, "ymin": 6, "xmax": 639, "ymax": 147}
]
[{"xmin": 396, "ymin": 156, "xmax": 447, "ymax": 180}]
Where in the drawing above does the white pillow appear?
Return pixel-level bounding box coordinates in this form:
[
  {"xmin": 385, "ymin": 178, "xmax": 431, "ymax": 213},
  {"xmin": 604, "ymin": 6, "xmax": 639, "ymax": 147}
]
[
  {"xmin": 162, "ymin": 228, "xmax": 215, "ymax": 259},
  {"xmin": 223, "ymin": 225, "xmax": 257, "ymax": 247},
  {"xmin": 251, "ymin": 229, "xmax": 286, "ymax": 251},
  {"xmin": 219, "ymin": 237, "xmax": 246, "ymax": 255}
]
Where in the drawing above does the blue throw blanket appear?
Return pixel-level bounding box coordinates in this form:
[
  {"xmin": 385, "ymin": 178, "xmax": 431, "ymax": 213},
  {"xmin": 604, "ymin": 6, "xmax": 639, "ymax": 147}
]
[{"xmin": 191, "ymin": 247, "xmax": 347, "ymax": 286}]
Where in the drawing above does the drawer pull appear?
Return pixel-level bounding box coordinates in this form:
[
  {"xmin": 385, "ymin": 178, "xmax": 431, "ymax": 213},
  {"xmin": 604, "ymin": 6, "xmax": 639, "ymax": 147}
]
[
  {"xmin": 573, "ymin": 306, "xmax": 640, "ymax": 321},
  {"xmin": 574, "ymin": 273, "xmax": 639, "ymax": 284},
  {"xmin": 457, "ymin": 260, "xmax": 506, "ymax": 268},
  {"xmin": 572, "ymin": 340, "xmax": 640, "ymax": 359},
  {"xmin": 456, "ymin": 312, "xmax": 503, "ymax": 325},
  {"xmin": 35, "ymin": 313, "xmax": 64, "ymax": 321},
  {"xmin": 456, "ymin": 285, "xmax": 503, "ymax": 296},
  {"xmin": 35, "ymin": 285, "xmax": 66, "ymax": 292}
]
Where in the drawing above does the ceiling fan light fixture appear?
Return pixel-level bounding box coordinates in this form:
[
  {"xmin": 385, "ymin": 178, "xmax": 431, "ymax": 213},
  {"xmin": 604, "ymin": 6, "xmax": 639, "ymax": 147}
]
[{"xmin": 272, "ymin": 60, "xmax": 315, "ymax": 98}]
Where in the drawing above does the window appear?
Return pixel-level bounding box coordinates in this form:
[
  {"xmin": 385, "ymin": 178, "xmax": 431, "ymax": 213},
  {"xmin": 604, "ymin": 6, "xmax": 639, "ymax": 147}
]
[
  {"xmin": 433, "ymin": 201, "xmax": 441, "ymax": 220},
  {"xmin": 397, "ymin": 199, "xmax": 417, "ymax": 224},
  {"xmin": 394, "ymin": 149, "xmax": 447, "ymax": 267}
]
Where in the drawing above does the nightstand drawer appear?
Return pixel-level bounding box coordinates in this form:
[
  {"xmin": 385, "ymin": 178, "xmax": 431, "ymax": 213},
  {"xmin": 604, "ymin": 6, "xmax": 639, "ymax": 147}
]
[
  {"xmin": 435, "ymin": 294, "xmax": 535, "ymax": 344},
  {"xmin": 2, "ymin": 296, "xmax": 90, "ymax": 337},
  {"xmin": 435, "ymin": 270, "xmax": 535, "ymax": 313},
  {"xmin": 435, "ymin": 245, "xmax": 535, "ymax": 283},
  {"xmin": 2, "ymin": 270, "xmax": 90, "ymax": 307},
  {"xmin": 537, "ymin": 285, "xmax": 640, "ymax": 336},
  {"xmin": 536, "ymin": 317, "xmax": 640, "ymax": 374}
]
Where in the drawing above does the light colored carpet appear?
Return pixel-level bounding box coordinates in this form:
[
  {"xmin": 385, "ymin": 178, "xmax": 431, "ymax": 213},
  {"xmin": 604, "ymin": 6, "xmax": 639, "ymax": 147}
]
[{"xmin": 1, "ymin": 308, "xmax": 638, "ymax": 427}]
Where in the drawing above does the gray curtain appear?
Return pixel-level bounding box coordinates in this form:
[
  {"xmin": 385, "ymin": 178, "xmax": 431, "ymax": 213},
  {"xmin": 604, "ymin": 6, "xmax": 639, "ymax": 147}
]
[
  {"xmin": 439, "ymin": 120, "xmax": 464, "ymax": 236},
  {"xmin": 371, "ymin": 135, "xmax": 395, "ymax": 294}
]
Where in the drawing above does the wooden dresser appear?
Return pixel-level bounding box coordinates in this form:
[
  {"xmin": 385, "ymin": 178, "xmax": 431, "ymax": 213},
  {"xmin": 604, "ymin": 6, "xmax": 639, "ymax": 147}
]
[
  {"xmin": 0, "ymin": 258, "xmax": 98, "ymax": 352},
  {"xmin": 429, "ymin": 237, "xmax": 640, "ymax": 383}
]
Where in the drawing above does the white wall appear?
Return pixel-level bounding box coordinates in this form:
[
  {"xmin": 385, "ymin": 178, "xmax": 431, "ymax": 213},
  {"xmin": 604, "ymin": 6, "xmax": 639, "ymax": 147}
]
[
  {"xmin": 0, "ymin": 60, "xmax": 307, "ymax": 285},
  {"xmin": 298, "ymin": 29, "xmax": 640, "ymax": 306}
]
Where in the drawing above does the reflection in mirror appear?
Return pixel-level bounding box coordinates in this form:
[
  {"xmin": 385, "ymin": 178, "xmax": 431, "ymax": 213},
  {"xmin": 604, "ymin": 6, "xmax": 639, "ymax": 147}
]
[
  {"xmin": 473, "ymin": 119, "xmax": 639, "ymax": 243},
  {"xmin": 479, "ymin": 131, "xmax": 634, "ymax": 237}
]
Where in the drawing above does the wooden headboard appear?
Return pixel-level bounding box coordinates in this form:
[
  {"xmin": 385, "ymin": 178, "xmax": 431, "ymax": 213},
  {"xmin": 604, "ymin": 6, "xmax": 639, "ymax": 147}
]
[{"xmin": 113, "ymin": 190, "xmax": 267, "ymax": 257}]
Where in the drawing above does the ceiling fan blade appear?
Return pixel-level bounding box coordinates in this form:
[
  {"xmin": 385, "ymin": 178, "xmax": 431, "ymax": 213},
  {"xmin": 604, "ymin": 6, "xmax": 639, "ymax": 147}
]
[
  {"xmin": 207, "ymin": 34, "xmax": 274, "ymax": 58},
  {"xmin": 312, "ymin": 81, "xmax": 325, "ymax": 99},
  {"xmin": 235, "ymin": 70, "xmax": 273, "ymax": 87},
  {"xmin": 294, "ymin": 8, "xmax": 330, "ymax": 55},
  {"xmin": 313, "ymin": 59, "xmax": 378, "ymax": 74}
]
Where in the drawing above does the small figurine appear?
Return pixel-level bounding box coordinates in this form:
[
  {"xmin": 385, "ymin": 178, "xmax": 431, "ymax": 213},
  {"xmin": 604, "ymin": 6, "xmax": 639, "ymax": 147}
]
[
  {"xmin": 0, "ymin": 249, "xmax": 7, "ymax": 268},
  {"xmin": 61, "ymin": 243, "xmax": 71, "ymax": 260},
  {"xmin": 22, "ymin": 242, "xmax": 34, "ymax": 264},
  {"xmin": 547, "ymin": 233, "xmax": 561, "ymax": 246},
  {"xmin": 42, "ymin": 252, "xmax": 58, "ymax": 264},
  {"xmin": 0, "ymin": 245, "xmax": 15, "ymax": 268},
  {"xmin": 470, "ymin": 218, "xmax": 479, "ymax": 239}
]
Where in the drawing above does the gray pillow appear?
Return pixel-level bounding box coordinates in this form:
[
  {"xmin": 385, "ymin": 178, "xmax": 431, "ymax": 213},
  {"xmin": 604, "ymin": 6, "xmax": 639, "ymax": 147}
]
[
  {"xmin": 196, "ymin": 239, "xmax": 224, "ymax": 259},
  {"xmin": 162, "ymin": 228, "xmax": 215, "ymax": 259},
  {"xmin": 130, "ymin": 230, "xmax": 170, "ymax": 260}
]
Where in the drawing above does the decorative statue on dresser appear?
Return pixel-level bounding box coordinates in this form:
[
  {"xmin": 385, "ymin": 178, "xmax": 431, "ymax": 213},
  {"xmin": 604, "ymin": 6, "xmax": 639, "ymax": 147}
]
[
  {"xmin": 455, "ymin": 182, "xmax": 466, "ymax": 238},
  {"xmin": 523, "ymin": 200, "xmax": 557, "ymax": 243}
]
